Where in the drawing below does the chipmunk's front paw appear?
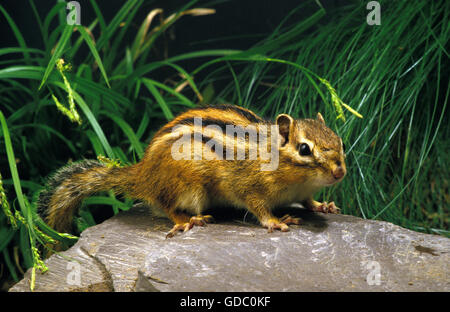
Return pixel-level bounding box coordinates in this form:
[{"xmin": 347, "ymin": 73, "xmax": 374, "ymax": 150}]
[{"xmin": 314, "ymin": 201, "xmax": 341, "ymax": 214}]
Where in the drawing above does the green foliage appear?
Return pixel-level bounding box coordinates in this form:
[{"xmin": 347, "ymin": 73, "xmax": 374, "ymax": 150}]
[{"xmin": 0, "ymin": 0, "xmax": 448, "ymax": 290}]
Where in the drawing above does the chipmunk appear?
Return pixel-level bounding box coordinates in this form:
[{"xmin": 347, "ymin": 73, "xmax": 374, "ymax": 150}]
[{"xmin": 38, "ymin": 104, "xmax": 346, "ymax": 238}]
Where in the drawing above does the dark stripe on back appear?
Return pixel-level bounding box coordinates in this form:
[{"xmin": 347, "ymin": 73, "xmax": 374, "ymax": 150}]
[
  {"xmin": 194, "ymin": 133, "xmax": 255, "ymax": 160},
  {"xmin": 196, "ymin": 133, "xmax": 227, "ymax": 159},
  {"xmin": 214, "ymin": 104, "xmax": 265, "ymax": 123},
  {"xmin": 157, "ymin": 116, "xmax": 264, "ymax": 140},
  {"xmin": 157, "ymin": 117, "xmax": 230, "ymax": 136},
  {"xmin": 164, "ymin": 131, "xmax": 258, "ymax": 160},
  {"xmin": 182, "ymin": 104, "xmax": 265, "ymax": 123},
  {"xmin": 154, "ymin": 104, "xmax": 265, "ymax": 140}
]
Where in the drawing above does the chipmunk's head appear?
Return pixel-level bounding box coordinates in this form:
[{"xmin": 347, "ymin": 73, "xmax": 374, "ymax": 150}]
[{"xmin": 276, "ymin": 112, "xmax": 346, "ymax": 186}]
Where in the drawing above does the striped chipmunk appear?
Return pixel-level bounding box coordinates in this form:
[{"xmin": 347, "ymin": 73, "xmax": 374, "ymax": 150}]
[{"xmin": 38, "ymin": 104, "xmax": 346, "ymax": 238}]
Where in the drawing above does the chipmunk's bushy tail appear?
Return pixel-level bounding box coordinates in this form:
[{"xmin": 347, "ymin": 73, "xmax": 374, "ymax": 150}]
[{"xmin": 37, "ymin": 159, "xmax": 134, "ymax": 233}]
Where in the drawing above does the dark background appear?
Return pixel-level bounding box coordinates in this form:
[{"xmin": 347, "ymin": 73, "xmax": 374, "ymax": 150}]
[{"xmin": 0, "ymin": 0, "xmax": 345, "ymax": 69}]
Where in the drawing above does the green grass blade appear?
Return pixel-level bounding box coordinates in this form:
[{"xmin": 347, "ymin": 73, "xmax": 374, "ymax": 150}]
[
  {"xmin": 88, "ymin": 0, "xmax": 107, "ymax": 36},
  {"xmin": 71, "ymin": 91, "xmax": 115, "ymax": 159},
  {"xmin": 38, "ymin": 24, "xmax": 74, "ymax": 90},
  {"xmin": 0, "ymin": 4, "xmax": 30, "ymax": 64},
  {"xmin": 43, "ymin": 2, "xmax": 66, "ymax": 48},
  {"xmin": 141, "ymin": 78, "xmax": 174, "ymax": 121},
  {"xmin": 2, "ymin": 247, "xmax": 19, "ymax": 282},
  {"xmin": 83, "ymin": 196, "xmax": 131, "ymax": 211},
  {"xmin": 96, "ymin": 0, "xmax": 141, "ymax": 51},
  {"xmin": 0, "ymin": 227, "xmax": 16, "ymax": 254},
  {"xmin": 141, "ymin": 78, "xmax": 195, "ymax": 107},
  {"xmin": 100, "ymin": 110, "xmax": 144, "ymax": 158},
  {"xmin": 0, "ymin": 111, "xmax": 28, "ymax": 218},
  {"xmin": 76, "ymin": 26, "xmax": 110, "ymax": 88}
]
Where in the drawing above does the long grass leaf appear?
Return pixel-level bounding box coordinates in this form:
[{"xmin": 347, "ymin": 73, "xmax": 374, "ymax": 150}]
[
  {"xmin": 76, "ymin": 26, "xmax": 110, "ymax": 88},
  {"xmin": 100, "ymin": 111, "xmax": 144, "ymax": 158},
  {"xmin": 141, "ymin": 78, "xmax": 174, "ymax": 121},
  {"xmin": 0, "ymin": 5, "xmax": 30, "ymax": 64},
  {"xmin": 38, "ymin": 25, "xmax": 73, "ymax": 90}
]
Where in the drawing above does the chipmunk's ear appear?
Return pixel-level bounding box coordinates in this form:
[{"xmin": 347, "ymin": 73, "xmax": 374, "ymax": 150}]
[
  {"xmin": 276, "ymin": 114, "xmax": 294, "ymax": 146},
  {"xmin": 316, "ymin": 112, "xmax": 325, "ymax": 125}
]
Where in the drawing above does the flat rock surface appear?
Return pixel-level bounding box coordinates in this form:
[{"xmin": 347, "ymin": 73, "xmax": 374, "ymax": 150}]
[{"xmin": 9, "ymin": 205, "xmax": 450, "ymax": 292}]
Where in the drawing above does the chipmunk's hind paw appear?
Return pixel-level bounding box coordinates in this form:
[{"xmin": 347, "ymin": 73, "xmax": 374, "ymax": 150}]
[
  {"xmin": 264, "ymin": 215, "xmax": 301, "ymax": 233},
  {"xmin": 165, "ymin": 215, "xmax": 215, "ymax": 238},
  {"xmin": 166, "ymin": 223, "xmax": 191, "ymax": 238},
  {"xmin": 190, "ymin": 214, "xmax": 215, "ymax": 226},
  {"xmin": 263, "ymin": 218, "xmax": 290, "ymax": 233},
  {"xmin": 280, "ymin": 214, "xmax": 301, "ymax": 225}
]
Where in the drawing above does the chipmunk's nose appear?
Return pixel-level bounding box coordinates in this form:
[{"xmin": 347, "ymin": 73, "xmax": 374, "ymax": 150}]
[{"xmin": 332, "ymin": 162, "xmax": 346, "ymax": 180}]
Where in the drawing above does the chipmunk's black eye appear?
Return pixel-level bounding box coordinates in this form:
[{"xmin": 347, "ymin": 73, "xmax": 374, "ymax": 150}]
[{"xmin": 299, "ymin": 143, "xmax": 311, "ymax": 156}]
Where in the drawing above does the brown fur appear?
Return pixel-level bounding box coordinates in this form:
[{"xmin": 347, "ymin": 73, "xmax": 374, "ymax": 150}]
[{"xmin": 39, "ymin": 104, "xmax": 346, "ymax": 234}]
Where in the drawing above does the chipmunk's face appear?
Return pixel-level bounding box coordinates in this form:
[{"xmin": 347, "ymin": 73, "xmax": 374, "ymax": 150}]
[{"xmin": 276, "ymin": 113, "xmax": 346, "ymax": 187}]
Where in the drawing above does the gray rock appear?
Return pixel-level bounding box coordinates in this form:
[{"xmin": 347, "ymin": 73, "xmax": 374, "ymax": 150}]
[{"xmin": 9, "ymin": 204, "xmax": 450, "ymax": 292}]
